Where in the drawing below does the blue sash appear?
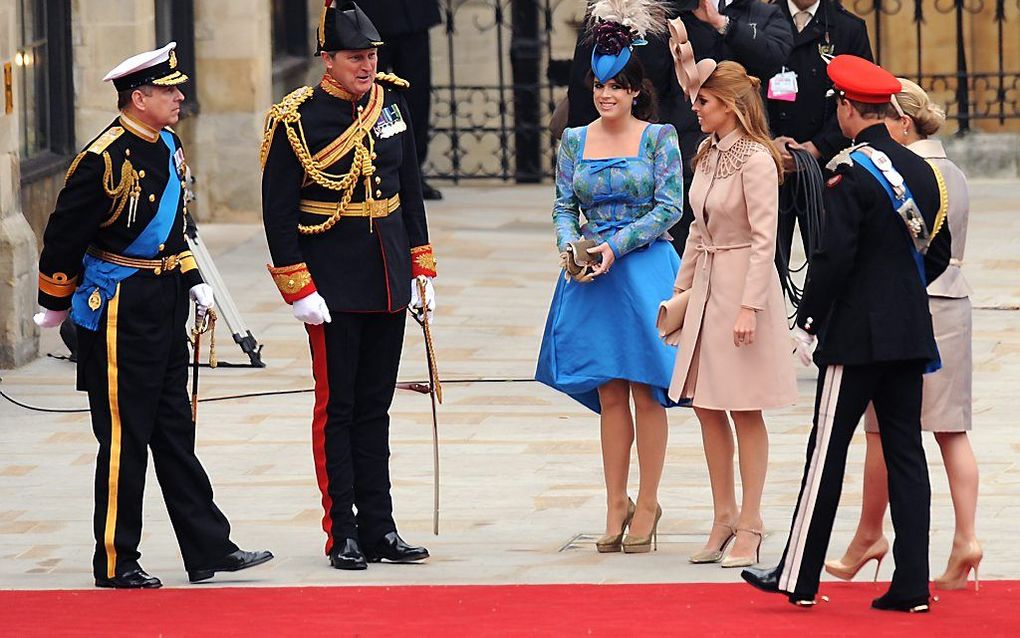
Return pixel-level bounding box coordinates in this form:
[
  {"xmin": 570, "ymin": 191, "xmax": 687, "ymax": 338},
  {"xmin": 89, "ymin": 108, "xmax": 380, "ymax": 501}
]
[
  {"xmin": 71, "ymin": 131, "xmax": 182, "ymax": 330},
  {"xmin": 851, "ymin": 150, "xmax": 941, "ymax": 373}
]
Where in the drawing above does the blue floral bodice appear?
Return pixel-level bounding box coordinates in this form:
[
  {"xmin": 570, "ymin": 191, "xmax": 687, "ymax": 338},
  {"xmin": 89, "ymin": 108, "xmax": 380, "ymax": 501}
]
[{"xmin": 552, "ymin": 123, "xmax": 684, "ymax": 257}]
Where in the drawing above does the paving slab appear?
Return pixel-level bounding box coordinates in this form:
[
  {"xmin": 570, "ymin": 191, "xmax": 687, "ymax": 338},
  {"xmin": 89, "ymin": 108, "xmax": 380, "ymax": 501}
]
[{"xmin": 1, "ymin": 181, "xmax": 1018, "ymax": 590}]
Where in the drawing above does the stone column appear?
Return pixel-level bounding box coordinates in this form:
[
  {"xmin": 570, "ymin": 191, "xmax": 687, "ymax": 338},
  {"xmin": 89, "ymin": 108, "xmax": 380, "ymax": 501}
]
[
  {"xmin": 71, "ymin": 0, "xmax": 156, "ymax": 146},
  {"xmin": 190, "ymin": 1, "xmax": 272, "ymax": 222},
  {"xmin": 0, "ymin": 2, "xmax": 40, "ymax": 367}
]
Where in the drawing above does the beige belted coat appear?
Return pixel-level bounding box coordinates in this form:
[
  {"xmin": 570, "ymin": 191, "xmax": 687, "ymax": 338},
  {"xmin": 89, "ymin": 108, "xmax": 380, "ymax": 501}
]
[{"xmin": 668, "ymin": 131, "xmax": 797, "ymax": 410}]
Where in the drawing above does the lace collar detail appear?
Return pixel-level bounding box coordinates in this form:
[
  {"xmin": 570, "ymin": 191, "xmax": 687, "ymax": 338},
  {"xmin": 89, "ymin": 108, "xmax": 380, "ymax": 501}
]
[{"xmin": 700, "ymin": 134, "xmax": 767, "ymax": 179}]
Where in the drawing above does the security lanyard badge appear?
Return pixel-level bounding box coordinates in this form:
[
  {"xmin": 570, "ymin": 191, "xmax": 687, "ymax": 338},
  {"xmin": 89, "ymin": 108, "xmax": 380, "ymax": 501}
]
[{"xmin": 768, "ymin": 67, "xmax": 798, "ymax": 102}]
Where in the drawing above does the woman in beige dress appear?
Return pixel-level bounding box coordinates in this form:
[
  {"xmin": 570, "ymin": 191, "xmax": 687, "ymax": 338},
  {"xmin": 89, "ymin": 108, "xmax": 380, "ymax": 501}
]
[
  {"xmin": 825, "ymin": 79, "xmax": 981, "ymax": 590},
  {"xmin": 667, "ymin": 60, "xmax": 798, "ymax": 567}
]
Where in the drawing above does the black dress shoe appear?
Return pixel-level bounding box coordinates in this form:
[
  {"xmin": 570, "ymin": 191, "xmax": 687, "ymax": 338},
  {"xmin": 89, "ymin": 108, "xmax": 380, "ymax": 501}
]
[
  {"xmin": 188, "ymin": 549, "xmax": 274, "ymax": 583},
  {"xmin": 363, "ymin": 531, "xmax": 429, "ymax": 563},
  {"xmin": 421, "ymin": 181, "xmax": 443, "ymax": 201},
  {"xmin": 329, "ymin": 538, "xmax": 368, "ymax": 571},
  {"xmin": 95, "ymin": 568, "xmax": 162, "ymax": 589},
  {"xmin": 742, "ymin": 566, "xmax": 817, "ymax": 607},
  {"xmin": 871, "ymin": 592, "xmax": 930, "ymax": 613}
]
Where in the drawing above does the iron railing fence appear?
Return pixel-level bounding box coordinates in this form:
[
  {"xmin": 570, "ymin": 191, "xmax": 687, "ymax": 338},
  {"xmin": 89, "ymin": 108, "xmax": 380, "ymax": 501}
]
[{"xmin": 425, "ymin": 0, "xmax": 1018, "ymax": 181}]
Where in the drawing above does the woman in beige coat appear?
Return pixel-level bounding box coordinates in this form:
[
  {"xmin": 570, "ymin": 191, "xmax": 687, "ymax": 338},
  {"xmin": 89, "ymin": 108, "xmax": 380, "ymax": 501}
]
[
  {"xmin": 825, "ymin": 79, "xmax": 981, "ymax": 590},
  {"xmin": 667, "ymin": 61, "xmax": 797, "ymax": 568}
]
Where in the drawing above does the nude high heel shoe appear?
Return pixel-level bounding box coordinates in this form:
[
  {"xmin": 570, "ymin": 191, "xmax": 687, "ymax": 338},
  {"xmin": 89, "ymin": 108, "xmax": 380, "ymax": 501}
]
[
  {"xmin": 622, "ymin": 504, "xmax": 662, "ymax": 554},
  {"xmin": 595, "ymin": 498, "xmax": 636, "ymax": 553},
  {"xmin": 824, "ymin": 536, "xmax": 889, "ymax": 582},
  {"xmin": 689, "ymin": 523, "xmax": 736, "ymax": 564},
  {"xmin": 720, "ymin": 528, "xmax": 764, "ymax": 568},
  {"xmin": 935, "ymin": 540, "xmax": 983, "ymax": 591}
]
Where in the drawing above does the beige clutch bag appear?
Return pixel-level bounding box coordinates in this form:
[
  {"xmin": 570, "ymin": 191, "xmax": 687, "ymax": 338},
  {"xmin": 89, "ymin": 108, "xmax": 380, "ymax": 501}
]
[{"xmin": 657, "ymin": 289, "xmax": 691, "ymax": 346}]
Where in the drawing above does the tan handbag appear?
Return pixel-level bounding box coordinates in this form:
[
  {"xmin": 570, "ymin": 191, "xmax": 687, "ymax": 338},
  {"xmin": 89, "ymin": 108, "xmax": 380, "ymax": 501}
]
[{"xmin": 657, "ymin": 289, "xmax": 691, "ymax": 346}]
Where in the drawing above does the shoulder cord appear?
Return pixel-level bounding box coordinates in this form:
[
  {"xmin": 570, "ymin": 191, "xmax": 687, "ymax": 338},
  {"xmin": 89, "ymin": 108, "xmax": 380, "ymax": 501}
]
[{"xmin": 98, "ymin": 152, "xmax": 141, "ymax": 229}]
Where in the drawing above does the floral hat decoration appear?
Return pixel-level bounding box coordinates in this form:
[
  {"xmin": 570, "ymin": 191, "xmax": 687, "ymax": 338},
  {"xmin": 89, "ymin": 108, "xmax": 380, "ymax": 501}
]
[{"xmin": 587, "ymin": 0, "xmax": 668, "ymax": 83}]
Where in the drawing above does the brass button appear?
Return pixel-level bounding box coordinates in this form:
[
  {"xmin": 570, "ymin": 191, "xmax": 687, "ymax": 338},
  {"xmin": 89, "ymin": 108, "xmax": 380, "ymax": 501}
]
[
  {"xmin": 375, "ymin": 190, "xmax": 382, "ymax": 198},
  {"xmin": 158, "ymin": 243, "xmax": 165, "ymax": 251},
  {"xmin": 371, "ymin": 152, "xmax": 377, "ymax": 159},
  {"xmin": 375, "ymin": 176, "xmax": 381, "ymax": 184},
  {"xmin": 148, "ymin": 194, "xmax": 156, "ymax": 202},
  {"xmin": 181, "ymin": 180, "xmax": 186, "ymax": 187},
  {"xmin": 125, "ymin": 149, "xmax": 131, "ymax": 157},
  {"xmin": 138, "ymin": 170, "xmax": 146, "ymax": 178},
  {"xmin": 287, "ymin": 279, "xmax": 295, "ymax": 287}
]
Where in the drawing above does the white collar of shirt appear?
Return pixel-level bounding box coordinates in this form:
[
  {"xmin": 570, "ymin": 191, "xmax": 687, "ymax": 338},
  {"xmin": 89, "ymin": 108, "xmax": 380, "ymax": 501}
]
[{"xmin": 787, "ymin": 0, "xmax": 821, "ymax": 18}]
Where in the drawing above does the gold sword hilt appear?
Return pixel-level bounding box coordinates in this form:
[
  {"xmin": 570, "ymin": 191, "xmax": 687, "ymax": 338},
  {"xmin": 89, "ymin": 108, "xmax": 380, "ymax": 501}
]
[{"xmin": 415, "ymin": 277, "xmax": 442, "ymax": 404}]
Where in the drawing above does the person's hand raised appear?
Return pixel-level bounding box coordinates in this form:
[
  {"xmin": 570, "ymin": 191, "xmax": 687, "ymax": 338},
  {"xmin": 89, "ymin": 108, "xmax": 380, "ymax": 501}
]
[{"xmin": 693, "ymin": 0, "xmax": 728, "ymax": 31}]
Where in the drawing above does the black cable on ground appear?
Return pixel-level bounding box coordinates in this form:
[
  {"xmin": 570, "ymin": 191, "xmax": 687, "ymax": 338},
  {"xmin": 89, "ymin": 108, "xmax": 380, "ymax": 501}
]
[{"xmin": 0, "ymin": 377, "xmax": 539, "ymax": 414}]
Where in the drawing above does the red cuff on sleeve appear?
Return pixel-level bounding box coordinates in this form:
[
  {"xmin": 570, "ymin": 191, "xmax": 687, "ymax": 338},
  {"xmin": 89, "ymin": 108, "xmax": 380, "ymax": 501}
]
[
  {"xmin": 410, "ymin": 244, "xmax": 437, "ymax": 278},
  {"xmin": 267, "ymin": 262, "xmax": 317, "ymax": 304}
]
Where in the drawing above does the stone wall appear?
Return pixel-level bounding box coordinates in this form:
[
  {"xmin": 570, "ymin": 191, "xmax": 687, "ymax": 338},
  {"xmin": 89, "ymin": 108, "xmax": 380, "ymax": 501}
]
[
  {"xmin": 0, "ymin": 1, "xmax": 40, "ymax": 367},
  {"xmin": 189, "ymin": 0, "xmax": 272, "ymax": 222}
]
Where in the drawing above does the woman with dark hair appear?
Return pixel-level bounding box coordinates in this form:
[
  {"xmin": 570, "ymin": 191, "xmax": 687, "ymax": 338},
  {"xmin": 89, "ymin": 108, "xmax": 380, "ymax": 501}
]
[
  {"xmin": 666, "ymin": 21, "xmax": 797, "ymax": 568},
  {"xmin": 536, "ymin": 2, "xmax": 684, "ymax": 554}
]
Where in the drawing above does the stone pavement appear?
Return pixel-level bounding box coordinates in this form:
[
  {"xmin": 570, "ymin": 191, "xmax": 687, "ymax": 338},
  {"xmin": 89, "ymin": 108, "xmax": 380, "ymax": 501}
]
[{"xmin": 1, "ymin": 182, "xmax": 1018, "ymax": 590}]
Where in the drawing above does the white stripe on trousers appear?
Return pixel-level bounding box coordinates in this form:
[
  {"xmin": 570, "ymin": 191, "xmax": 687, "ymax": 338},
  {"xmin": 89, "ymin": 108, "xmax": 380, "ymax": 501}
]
[{"xmin": 780, "ymin": 364, "xmax": 844, "ymax": 592}]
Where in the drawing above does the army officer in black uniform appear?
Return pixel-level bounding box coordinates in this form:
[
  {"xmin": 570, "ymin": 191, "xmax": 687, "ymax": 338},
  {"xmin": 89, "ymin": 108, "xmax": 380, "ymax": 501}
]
[
  {"xmin": 742, "ymin": 55, "xmax": 951, "ymax": 613},
  {"xmin": 261, "ymin": 1, "xmax": 435, "ymax": 571},
  {"xmin": 33, "ymin": 42, "xmax": 271, "ymax": 588}
]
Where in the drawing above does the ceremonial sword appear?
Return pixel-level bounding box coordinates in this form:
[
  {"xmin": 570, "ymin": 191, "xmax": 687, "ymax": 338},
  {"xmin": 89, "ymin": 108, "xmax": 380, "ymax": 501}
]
[{"xmin": 413, "ymin": 276, "xmax": 442, "ymax": 535}]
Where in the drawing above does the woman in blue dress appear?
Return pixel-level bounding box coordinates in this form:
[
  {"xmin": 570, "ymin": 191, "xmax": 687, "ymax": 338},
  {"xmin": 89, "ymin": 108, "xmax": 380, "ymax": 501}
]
[{"xmin": 535, "ymin": 6, "xmax": 684, "ymax": 555}]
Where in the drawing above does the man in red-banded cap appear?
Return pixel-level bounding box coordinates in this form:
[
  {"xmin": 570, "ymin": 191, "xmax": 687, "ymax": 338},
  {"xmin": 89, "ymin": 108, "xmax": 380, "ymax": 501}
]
[{"xmin": 742, "ymin": 55, "xmax": 951, "ymax": 612}]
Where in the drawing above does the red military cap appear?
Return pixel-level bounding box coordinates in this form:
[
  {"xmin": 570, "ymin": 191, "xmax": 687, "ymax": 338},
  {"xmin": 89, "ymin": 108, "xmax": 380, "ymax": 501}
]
[{"xmin": 826, "ymin": 55, "xmax": 902, "ymax": 104}]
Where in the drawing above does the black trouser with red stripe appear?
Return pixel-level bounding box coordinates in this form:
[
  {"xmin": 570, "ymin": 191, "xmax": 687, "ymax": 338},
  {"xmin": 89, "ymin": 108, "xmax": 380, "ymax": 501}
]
[
  {"xmin": 306, "ymin": 310, "xmax": 406, "ymax": 555},
  {"xmin": 78, "ymin": 273, "xmax": 236, "ymax": 579},
  {"xmin": 775, "ymin": 361, "xmax": 931, "ymax": 602}
]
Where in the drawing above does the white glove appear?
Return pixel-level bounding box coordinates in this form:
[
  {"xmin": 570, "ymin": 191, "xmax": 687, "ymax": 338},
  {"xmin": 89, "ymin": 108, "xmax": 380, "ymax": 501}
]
[
  {"xmin": 792, "ymin": 326, "xmax": 816, "ymax": 367},
  {"xmin": 410, "ymin": 276, "xmax": 436, "ymax": 323},
  {"xmin": 293, "ymin": 292, "xmax": 332, "ymax": 325},
  {"xmin": 189, "ymin": 283, "xmax": 215, "ymax": 318},
  {"xmin": 33, "ymin": 308, "xmax": 69, "ymax": 328}
]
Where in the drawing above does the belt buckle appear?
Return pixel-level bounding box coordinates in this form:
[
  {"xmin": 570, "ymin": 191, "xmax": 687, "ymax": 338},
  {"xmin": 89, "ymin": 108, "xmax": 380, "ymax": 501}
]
[
  {"xmin": 368, "ymin": 199, "xmax": 389, "ymax": 218},
  {"xmin": 156, "ymin": 254, "xmax": 180, "ymax": 275}
]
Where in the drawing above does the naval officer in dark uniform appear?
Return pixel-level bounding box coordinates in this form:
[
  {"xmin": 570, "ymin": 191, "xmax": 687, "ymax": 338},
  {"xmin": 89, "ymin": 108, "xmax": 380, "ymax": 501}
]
[
  {"xmin": 33, "ymin": 42, "xmax": 272, "ymax": 588},
  {"xmin": 261, "ymin": 1, "xmax": 435, "ymax": 571},
  {"xmin": 769, "ymin": 0, "xmax": 872, "ymax": 267},
  {"xmin": 742, "ymin": 55, "xmax": 951, "ymax": 613}
]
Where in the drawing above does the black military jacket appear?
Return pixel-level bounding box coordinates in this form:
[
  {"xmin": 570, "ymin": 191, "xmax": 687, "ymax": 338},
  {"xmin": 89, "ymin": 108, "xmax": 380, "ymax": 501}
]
[
  {"xmin": 768, "ymin": 0, "xmax": 873, "ymax": 162},
  {"xmin": 261, "ymin": 74, "xmax": 433, "ymax": 313},
  {"xmin": 38, "ymin": 114, "xmax": 201, "ymax": 311},
  {"xmin": 796, "ymin": 124, "xmax": 952, "ymax": 366},
  {"xmin": 358, "ymin": 0, "xmax": 441, "ymax": 37}
]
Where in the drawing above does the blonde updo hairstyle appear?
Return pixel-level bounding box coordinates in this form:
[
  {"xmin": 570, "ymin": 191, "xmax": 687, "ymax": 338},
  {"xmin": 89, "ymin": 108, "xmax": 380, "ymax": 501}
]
[
  {"xmin": 895, "ymin": 78, "xmax": 947, "ymax": 137},
  {"xmin": 693, "ymin": 61, "xmax": 784, "ymax": 184}
]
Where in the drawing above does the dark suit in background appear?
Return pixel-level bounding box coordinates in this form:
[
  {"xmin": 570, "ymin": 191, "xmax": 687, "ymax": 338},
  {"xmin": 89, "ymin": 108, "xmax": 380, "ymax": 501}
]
[
  {"xmin": 770, "ymin": 0, "xmax": 872, "ymax": 265},
  {"xmin": 358, "ymin": 1, "xmax": 442, "ymax": 188}
]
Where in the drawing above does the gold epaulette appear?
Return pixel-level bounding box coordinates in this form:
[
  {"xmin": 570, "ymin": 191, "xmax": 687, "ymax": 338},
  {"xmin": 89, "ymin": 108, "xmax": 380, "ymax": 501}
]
[
  {"xmin": 65, "ymin": 126, "xmax": 126, "ymax": 183},
  {"xmin": 375, "ymin": 72, "xmax": 410, "ymax": 90},
  {"xmin": 260, "ymin": 86, "xmax": 315, "ymax": 169},
  {"xmin": 825, "ymin": 142, "xmax": 868, "ymax": 172},
  {"xmin": 88, "ymin": 127, "xmax": 125, "ymax": 155}
]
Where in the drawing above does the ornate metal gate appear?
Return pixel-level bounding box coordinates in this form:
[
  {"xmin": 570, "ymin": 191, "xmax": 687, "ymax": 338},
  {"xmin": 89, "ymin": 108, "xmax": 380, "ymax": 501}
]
[{"xmin": 424, "ymin": 0, "xmax": 1019, "ymax": 182}]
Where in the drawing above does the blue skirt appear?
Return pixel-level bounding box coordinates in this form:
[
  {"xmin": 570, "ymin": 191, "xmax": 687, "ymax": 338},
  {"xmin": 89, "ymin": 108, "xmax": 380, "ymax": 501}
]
[{"xmin": 535, "ymin": 240, "xmax": 681, "ymax": 413}]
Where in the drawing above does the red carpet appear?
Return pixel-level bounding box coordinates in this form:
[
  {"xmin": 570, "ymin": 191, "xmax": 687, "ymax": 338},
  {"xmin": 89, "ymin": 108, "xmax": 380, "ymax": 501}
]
[{"xmin": 1, "ymin": 581, "xmax": 1016, "ymax": 636}]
